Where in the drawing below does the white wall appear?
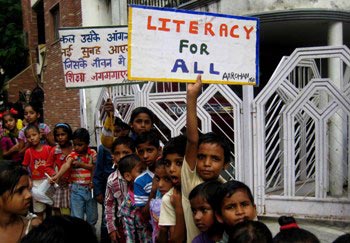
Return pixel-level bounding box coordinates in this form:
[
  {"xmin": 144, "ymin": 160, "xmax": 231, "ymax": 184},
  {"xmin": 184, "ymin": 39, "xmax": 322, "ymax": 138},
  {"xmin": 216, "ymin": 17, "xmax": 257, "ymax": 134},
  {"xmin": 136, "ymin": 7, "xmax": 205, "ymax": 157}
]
[
  {"xmin": 80, "ymin": 0, "xmax": 113, "ymax": 146},
  {"xmin": 213, "ymin": 0, "xmax": 350, "ymax": 15}
]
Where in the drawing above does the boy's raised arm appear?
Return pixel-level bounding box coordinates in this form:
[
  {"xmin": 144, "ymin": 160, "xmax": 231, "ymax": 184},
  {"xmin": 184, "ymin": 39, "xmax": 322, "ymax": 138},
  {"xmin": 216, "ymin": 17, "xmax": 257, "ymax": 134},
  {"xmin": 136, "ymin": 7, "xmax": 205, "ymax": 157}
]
[{"xmin": 185, "ymin": 75, "xmax": 202, "ymax": 171}]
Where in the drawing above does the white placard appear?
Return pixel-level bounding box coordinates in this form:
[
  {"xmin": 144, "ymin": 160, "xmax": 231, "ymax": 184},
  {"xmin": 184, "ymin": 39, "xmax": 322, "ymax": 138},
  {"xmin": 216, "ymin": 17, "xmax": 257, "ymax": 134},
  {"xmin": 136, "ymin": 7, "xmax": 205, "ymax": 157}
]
[
  {"xmin": 128, "ymin": 5, "xmax": 259, "ymax": 85},
  {"xmin": 59, "ymin": 26, "xmax": 128, "ymax": 88}
]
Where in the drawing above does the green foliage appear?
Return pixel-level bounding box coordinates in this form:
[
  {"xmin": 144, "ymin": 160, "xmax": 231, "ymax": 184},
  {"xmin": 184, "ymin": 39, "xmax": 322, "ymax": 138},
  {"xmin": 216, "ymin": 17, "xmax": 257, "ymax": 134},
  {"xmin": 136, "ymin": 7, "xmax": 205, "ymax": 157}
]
[{"xmin": 0, "ymin": 0, "xmax": 28, "ymax": 86}]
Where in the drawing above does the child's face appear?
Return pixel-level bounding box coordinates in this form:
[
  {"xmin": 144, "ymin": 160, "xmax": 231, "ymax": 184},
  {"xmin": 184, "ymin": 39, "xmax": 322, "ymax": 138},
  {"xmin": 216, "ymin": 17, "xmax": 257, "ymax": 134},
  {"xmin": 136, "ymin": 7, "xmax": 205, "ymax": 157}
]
[
  {"xmin": 25, "ymin": 128, "xmax": 41, "ymax": 147},
  {"xmin": 130, "ymin": 113, "xmax": 152, "ymax": 135},
  {"xmin": 216, "ymin": 189, "xmax": 256, "ymax": 227},
  {"xmin": 0, "ymin": 175, "xmax": 32, "ymax": 216},
  {"xmin": 113, "ymin": 125, "xmax": 129, "ymax": 138},
  {"xmin": 137, "ymin": 142, "xmax": 160, "ymax": 168},
  {"xmin": 24, "ymin": 106, "xmax": 40, "ymax": 124},
  {"xmin": 55, "ymin": 128, "xmax": 69, "ymax": 146},
  {"xmin": 164, "ymin": 153, "xmax": 183, "ymax": 186},
  {"xmin": 3, "ymin": 114, "xmax": 16, "ymax": 131},
  {"xmin": 154, "ymin": 166, "xmax": 172, "ymax": 196},
  {"xmin": 73, "ymin": 138, "xmax": 89, "ymax": 154},
  {"xmin": 123, "ymin": 162, "xmax": 144, "ymax": 183},
  {"xmin": 190, "ymin": 195, "xmax": 215, "ymax": 232},
  {"xmin": 196, "ymin": 143, "xmax": 225, "ymax": 181},
  {"xmin": 112, "ymin": 144, "xmax": 133, "ymax": 166}
]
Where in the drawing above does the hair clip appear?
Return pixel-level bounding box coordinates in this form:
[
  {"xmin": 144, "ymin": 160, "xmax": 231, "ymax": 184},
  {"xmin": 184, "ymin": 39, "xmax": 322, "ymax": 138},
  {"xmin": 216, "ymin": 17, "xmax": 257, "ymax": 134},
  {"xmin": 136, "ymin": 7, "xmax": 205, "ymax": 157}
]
[
  {"xmin": 9, "ymin": 108, "xmax": 18, "ymax": 115},
  {"xmin": 55, "ymin": 123, "xmax": 70, "ymax": 129},
  {"xmin": 280, "ymin": 222, "xmax": 299, "ymax": 231}
]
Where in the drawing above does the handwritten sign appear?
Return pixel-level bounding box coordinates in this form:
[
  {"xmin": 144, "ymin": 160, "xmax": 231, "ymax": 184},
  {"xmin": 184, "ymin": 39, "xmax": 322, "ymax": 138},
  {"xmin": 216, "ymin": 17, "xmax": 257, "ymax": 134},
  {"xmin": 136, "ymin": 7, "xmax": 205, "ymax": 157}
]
[
  {"xmin": 59, "ymin": 26, "xmax": 128, "ymax": 88},
  {"xmin": 128, "ymin": 5, "xmax": 259, "ymax": 85}
]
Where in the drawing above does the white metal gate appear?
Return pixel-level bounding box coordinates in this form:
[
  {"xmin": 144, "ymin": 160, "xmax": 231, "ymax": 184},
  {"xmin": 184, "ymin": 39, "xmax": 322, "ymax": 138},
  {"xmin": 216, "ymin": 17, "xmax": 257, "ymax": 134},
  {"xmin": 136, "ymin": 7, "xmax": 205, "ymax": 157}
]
[
  {"xmin": 253, "ymin": 45, "xmax": 350, "ymax": 220},
  {"xmin": 95, "ymin": 45, "xmax": 350, "ymax": 220}
]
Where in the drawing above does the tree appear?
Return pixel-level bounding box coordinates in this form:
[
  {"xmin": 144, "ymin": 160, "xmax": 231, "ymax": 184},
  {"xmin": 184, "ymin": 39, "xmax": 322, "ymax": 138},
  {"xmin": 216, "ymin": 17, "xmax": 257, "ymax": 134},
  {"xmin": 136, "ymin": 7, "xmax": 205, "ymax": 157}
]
[{"xmin": 0, "ymin": 0, "xmax": 27, "ymax": 100}]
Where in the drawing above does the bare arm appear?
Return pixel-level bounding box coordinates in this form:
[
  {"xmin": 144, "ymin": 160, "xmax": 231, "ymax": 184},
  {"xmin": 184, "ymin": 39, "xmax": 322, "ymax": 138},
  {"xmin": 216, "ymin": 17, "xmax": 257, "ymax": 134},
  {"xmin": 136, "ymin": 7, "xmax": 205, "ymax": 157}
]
[
  {"xmin": 185, "ymin": 75, "xmax": 202, "ymax": 170},
  {"xmin": 2, "ymin": 142, "xmax": 19, "ymax": 157},
  {"xmin": 169, "ymin": 188, "xmax": 186, "ymax": 243},
  {"xmin": 52, "ymin": 157, "xmax": 73, "ymax": 182}
]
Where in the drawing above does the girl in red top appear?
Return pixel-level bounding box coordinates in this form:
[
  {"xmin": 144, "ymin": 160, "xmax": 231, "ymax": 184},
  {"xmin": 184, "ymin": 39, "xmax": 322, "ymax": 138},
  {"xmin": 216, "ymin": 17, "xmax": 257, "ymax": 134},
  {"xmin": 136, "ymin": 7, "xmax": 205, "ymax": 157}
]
[
  {"xmin": 22, "ymin": 124, "xmax": 54, "ymax": 220},
  {"xmin": 47, "ymin": 123, "xmax": 73, "ymax": 216}
]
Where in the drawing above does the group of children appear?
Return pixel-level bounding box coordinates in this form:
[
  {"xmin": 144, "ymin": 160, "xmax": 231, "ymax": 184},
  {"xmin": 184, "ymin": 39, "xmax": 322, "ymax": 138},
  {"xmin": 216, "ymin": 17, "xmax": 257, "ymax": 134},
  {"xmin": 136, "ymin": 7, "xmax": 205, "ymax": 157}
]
[{"xmin": 0, "ymin": 75, "xmax": 348, "ymax": 243}]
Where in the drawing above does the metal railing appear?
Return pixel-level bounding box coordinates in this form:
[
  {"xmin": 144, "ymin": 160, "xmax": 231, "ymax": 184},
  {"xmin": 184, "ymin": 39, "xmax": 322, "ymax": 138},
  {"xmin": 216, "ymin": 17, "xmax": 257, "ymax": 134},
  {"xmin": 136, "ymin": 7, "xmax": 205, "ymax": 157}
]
[{"xmin": 127, "ymin": 0, "xmax": 191, "ymax": 8}]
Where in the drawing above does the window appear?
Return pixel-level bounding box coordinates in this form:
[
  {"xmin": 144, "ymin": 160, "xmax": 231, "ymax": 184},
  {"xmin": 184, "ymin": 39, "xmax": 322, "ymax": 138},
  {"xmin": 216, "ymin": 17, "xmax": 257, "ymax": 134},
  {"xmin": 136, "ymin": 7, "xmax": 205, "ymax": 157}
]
[{"xmin": 50, "ymin": 4, "xmax": 60, "ymax": 41}]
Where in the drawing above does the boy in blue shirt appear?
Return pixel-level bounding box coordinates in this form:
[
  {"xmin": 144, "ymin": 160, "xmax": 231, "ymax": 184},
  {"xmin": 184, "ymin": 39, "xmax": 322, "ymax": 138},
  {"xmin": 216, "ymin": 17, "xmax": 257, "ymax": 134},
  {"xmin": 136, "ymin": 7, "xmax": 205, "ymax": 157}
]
[{"xmin": 134, "ymin": 131, "xmax": 162, "ymax": 224}]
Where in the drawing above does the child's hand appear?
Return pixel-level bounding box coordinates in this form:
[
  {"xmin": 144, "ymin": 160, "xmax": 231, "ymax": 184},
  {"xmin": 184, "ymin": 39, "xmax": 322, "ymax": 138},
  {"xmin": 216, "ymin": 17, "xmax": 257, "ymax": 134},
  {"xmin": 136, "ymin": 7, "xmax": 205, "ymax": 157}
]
[
  {"xmin": 95, "ymin": 193, "xmax": 104, "ymax": 204},
  {"xmin": 187, "ymin": 74, "xmax": 202, "ymax": 99},
  {"xmin": 109, "ymin": 230, "xmax": 121, "ymax": 242},
  {"xmin": 150, "ymin": 177, "xmax": 159, "ymax": 199},
  {"xmin": 104, "ymin": 98, "xmax": 114, "ymax": 113},
  {"xmin": 72, "ymin": 160, "xmax": 80, "ymax": 168},
  {"xmin": 51, "ymin": 174, "xmax": 59, "ymax": 183},
  {"xmin": 170, "ymin": 188, "xmax": 182, "ymax": 209}
]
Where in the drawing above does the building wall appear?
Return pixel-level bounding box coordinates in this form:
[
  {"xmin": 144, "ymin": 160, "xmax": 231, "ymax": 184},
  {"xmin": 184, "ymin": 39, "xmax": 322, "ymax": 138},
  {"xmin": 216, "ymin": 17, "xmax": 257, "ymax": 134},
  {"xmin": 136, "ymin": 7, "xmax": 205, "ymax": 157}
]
[
  {"xmin": 6, "ymin": 66, "xmax": 37, "ymax": 103},
  {"xmin": 41, "ymin": 0, "xmax": 82, "ymax": 131},
  {"xmin": 6, "ymin": 0, "xmax": 40, "ymax": 104},
  {"xmin": 80, "ymin": 1, "xmax": 113, "ymax": 145},
  {"xmin": 201, "ymin": 0, "xmax": 350, "ymax": 15}
]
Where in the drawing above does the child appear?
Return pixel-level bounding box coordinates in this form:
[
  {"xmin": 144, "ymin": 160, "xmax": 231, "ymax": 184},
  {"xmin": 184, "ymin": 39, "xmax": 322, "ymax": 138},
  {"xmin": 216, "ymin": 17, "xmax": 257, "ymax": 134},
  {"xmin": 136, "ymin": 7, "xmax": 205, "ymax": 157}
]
[
  {"xmin": 105, "ymin": 136, "xmax": 135, "ymax": 243},
  {"xmin": 0, "ymin": 161, "xmax": 40, "ymax": 243},
  {"xmin": 101, "ymin": 98, "xmax": 155, "ymax": 148},
  {"xmin": 0, "ymin": 109, "xmax": 21, "ymax": 163},
  {"xmin": 189, "ymin": 181, "xmax": 223, "ymax": 243},
  {"xmin": 18, "ymin": 102, "xmax": 55, "ymax": 152},
  {"xmin": 21, "ymin": 215, "xmax": 98, "ymax": 243},
  {"xmin": 118, "ymin": 154, "xmax": 148, "ymax": 242},
  {"xmin": 273, "ymin": 216, "xmax": 320, "ymax": 243},
  {"xmin": 134, "ymin": 131, "xmax": 162, "ymax": 217},
  {"xmin": 47, "ymin": 123, "xmax": 73, "ymax": 215},
  {"xmin": 214, "ymin": 180, "xmax": 257, "ymax": 241},
  {"xmin": 22, "ymin": 124, "xmax": 55, "ymax": 220},
  {"xmin": 158, "ymin": 135, "xmax": 187, "ymax": 242},
  {"xmin": 149, "ymin": 159, "xmax": 173, "ymax": 242},
  {"xmin": 52, "ymin": 128, "xmax": 98, "ymax": 226},
  {"xmin": 129, "ymin": 107, "xmax": 155, "ymax": 140},
  {"xmin": 182, "ymin": 75, "xmax": 231, "ymax": 242},
  {"xmin": 228, "ymin": 220, "xmax": 273, "ymax": 243}
]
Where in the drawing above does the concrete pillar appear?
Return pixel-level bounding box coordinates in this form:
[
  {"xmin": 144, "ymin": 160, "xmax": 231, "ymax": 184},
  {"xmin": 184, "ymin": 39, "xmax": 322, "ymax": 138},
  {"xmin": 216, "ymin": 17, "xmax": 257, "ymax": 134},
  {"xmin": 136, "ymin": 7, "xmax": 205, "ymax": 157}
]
[
  {"xmin": 328, "ymin": 21, "xmax": 344, "ymax": 197},
  {"xmin": 111, "ymin": 0, "xmax": 128, "ymax": 25},
  {"xmin": 242, "ymin": 86, "xmax": 254, "ymax": 189}
]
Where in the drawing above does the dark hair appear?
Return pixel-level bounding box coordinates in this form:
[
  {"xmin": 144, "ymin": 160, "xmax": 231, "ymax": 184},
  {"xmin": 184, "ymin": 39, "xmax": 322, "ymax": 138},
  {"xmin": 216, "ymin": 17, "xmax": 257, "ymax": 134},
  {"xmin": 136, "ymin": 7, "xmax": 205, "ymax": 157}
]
[
  {"xmin": 118, "ymin": 154, "xmax": 141, "ymax": 176},
  {"xmin": 24, "ymin": 124, "xmax": 40, "ymax": 136},
  {"xmin": 333, "ymin": 233, "xmax": 350, "ymax": 243},
  {"xmin": 154, "ymin": 157, "xmax": 167, "ymax": 169},
  {"xmin": 21, "ymin": 215, "xmax": 98, "ymax": 243},
  {"xmin": 273, "ymin": 216, "xmax": 320, "ymax": 243},
  {"xmin": 24, "ymin": 101, "xmax": 43, "ymax": 123},
  {"xmin": 199, "ymin": 132, "xmax": 231, "ymax": 164},
  {"xmin": 0, "ymin": 160, "xmax": 29, "ymax": 196},
  {"xmin": 129, "ymin": 107, "xmax": 155, "ymax": 125},
  {"xmin": 162, "ymin": 135, "xmax": 186, "ymax": 159},
  {"xmin": 53, "ymin": 123, "xmax": 73, "ymax": 142},
  {"xmin": 111, "ymin": 136, "xmax": 136, "ymax": 153},
  {"xmin": 189, "ymin": 180, "xmax": 222, "ymax": 207},
  {"xmin": 214, "ymin": 180, "xmax": 254, "ymax": 215},
  {"xmin": 1, "ymin": 110, "xmax": 18, "ymax": 125},
  {"xmin": 135, "ymin": 130, "xmax": 160, "ymax": 148},
  {"xmin": 228, "ymin": 220, "xmax": 273, "ymax": 243},
  {"xmin": 114, "ymin": 117, "xmax": 131, "ymax": 130},
  {"xmin": 72, "ymin": 128, "xmax": 90, "ymax": 144}
]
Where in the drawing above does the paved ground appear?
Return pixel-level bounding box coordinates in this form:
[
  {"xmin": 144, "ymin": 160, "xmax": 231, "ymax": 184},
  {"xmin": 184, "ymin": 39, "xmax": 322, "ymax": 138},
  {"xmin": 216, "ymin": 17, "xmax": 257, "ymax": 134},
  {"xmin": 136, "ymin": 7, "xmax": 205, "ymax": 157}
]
[{"xmin": 95, "ymin": 205, "xmax": 349, "ymax": 243}]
